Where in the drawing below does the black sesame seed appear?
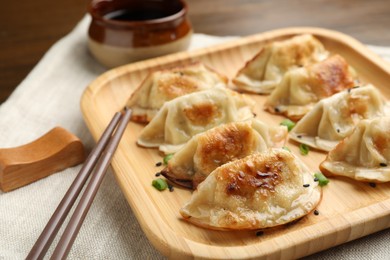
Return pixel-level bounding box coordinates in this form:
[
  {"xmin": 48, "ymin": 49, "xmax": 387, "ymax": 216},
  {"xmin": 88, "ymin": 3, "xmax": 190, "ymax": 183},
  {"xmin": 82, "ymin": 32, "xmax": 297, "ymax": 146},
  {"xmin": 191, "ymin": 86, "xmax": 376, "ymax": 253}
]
[
  {"xmin": 169, "ymin": 186, "xmax": 174, "ymax": 192},
  {"xmin": 155, "ymin": 162, "xmax": 163, "ymax": 167},
  {"xmin": 369, "ymin": 182, "xmax": 376, "ymax": 188},
  {"xmin": 380, "ymin": 163, "xmax": 387, "ymax": 167},
  {"xmin": 336, "ymin": 129, "xmax": 340, "ymax": 133},
  {"xmin": 253, "ymin": 113, "xmax": 257, "ymax": 117},
  {"xmin": 297, "ymin": 135, "xmax": 302, "ymax": 139},
  {"xmin": 303, "ymin": 184, "xmax": 310, "ymax": 188},
  {"xmin": 314, "ymin": 177, "xmax": 319, "ymax": 182},
  {"xmin": 347, "ymin": 88, "xmax": 352, "ymax": 93},
  {"xmin": 314, "ymin": 210, "xmax": 319, "ymax": 215},
  {"xmin": 256, "ymin": 231, "xmax": 264, "ymax": 236},
  {"xmin": 155, "ymin": 172, "xmax": 161, "ymax": 177},
  {"xmin": 274, "ymin": 107, "xmax": 280, "ymax": 113}
]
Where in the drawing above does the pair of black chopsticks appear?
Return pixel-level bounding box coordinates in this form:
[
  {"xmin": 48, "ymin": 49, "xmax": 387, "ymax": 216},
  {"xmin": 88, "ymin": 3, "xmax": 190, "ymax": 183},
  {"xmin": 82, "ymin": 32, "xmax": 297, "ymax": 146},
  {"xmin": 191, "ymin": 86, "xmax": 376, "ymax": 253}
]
[{"xmin": 26, "ymin": 109, "xmax": 132, "ymax": 260}]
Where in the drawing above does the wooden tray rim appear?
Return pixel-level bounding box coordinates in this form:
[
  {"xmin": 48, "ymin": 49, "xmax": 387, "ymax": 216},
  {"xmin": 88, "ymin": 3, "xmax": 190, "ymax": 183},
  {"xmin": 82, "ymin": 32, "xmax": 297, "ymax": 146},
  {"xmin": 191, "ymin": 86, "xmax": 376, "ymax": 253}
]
[{"xmin": 80, "ymin": 27, "xmax": 390, "ymax": 259}]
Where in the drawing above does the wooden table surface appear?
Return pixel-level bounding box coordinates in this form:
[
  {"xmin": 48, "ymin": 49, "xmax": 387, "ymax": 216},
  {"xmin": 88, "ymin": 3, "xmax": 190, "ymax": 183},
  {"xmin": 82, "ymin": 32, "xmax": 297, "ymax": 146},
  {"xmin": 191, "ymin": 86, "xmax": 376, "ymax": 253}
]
[{"xmin": 1, "ymin": 0, "xmax": 390, "ymax": 104}]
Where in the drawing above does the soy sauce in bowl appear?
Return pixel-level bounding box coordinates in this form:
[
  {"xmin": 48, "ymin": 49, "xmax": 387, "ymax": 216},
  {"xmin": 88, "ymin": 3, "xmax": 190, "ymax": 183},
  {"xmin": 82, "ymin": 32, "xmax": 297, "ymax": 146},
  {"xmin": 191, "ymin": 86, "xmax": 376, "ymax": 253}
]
[{"xmin": 104, "ymin": 9, "xmax": 171, "ymax": 21}]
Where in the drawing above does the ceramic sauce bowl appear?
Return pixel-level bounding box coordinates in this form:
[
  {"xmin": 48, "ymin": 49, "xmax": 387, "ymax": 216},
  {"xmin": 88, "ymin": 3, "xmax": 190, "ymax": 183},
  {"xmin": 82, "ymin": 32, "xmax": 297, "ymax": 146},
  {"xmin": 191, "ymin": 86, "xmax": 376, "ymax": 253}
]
[{"xmin": 88, "ymin": 0, "xmax": 192, "ymax": 68}]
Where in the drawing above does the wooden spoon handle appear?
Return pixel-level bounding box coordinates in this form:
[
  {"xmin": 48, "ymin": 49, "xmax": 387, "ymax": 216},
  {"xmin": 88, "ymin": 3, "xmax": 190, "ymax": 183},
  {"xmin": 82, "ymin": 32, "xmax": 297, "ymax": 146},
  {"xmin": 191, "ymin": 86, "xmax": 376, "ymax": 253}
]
[{"xmin": 0, "ymin": 127, "xmax": 85, "ymax": 192}]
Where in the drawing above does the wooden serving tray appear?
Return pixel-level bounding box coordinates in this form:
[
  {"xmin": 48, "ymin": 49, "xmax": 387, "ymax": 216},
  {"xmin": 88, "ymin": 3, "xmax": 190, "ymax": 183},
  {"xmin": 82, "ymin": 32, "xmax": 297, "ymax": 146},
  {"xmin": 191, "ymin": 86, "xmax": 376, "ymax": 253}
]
[{"xmin": 81, "ymin": 27, "xmax": 390, "ymax": 259}]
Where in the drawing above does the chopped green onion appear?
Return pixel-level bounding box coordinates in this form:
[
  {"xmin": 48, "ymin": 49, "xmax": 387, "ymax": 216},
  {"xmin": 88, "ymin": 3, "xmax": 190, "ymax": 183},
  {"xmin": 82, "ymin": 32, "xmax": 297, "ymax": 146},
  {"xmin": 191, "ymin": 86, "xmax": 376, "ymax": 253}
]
[
  {"xmin": 314, "ymin": 172, "xmax": 329, "ymax": 187},
  {"xmin": 280, "ymin": 119, "xmax": 295, "ymax": 131},
  {"xmin": 152, "ymin": 178, "xmax": 168, "ymax": 191},
  {"xmin": 282, "ymin": 146, "xmax": 291, "ymax": 152},
  {"xmin": 299, "ymin": 144, "xmax": 309, "ymax": 155},
  {"xmin": 163, "ymin": 153, "xmax": 174, "ymax": 165}
]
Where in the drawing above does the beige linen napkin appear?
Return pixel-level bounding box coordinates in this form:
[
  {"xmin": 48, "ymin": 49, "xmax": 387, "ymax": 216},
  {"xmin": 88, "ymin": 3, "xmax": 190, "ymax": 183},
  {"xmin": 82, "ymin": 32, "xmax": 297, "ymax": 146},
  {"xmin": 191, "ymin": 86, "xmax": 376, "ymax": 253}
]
[{"xmin": 1, "ymin": 15, "xmax": 390, "ymax": 259}]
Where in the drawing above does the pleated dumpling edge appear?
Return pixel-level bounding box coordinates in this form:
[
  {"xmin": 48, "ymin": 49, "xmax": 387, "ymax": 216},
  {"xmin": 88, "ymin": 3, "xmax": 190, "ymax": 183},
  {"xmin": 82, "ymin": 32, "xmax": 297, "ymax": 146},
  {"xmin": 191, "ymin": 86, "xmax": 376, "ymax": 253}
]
[
  {"xmin": 320, "ymin": 117, "xmax": 390, "ymax": 182},
  {"xmin": 233, "ymin": 34, "xmax": 329, "ymax": 94},
  {"xmin": 289, "ymin": 85, "xmax": 388, "ymax": 152}
]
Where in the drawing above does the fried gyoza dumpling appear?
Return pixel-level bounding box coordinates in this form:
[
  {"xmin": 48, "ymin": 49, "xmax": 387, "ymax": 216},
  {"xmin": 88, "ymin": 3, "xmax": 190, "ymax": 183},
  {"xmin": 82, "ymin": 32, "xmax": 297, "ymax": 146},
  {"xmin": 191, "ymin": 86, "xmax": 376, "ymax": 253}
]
[
  {"xmin": 233, "ymin": 34, "xmax": 329, "ymax": 94},
  {"xmin": 264, "ymin": 55, "xmax": 356, "ymax": 121},
  {"xmin": 289, "ymin": 85, "xmax": 387, "ymax": 152},
  {"xmin": 180, "ymin": 149, "xmax": 322, "ymax": 230},
  {"xmin": 137, "ymin": 87, "xmax": 255, "ymax": 154},
  {"xmin": 161, "ymin": 119, "xmax": 288, "ymax": 189},
  {"xmin": 126, "ymin": 62, "xmax": 228, "ymax": 123},
  {"xmin": 320, "ymin": 117, "xmax": 390, "ymax": 182}
]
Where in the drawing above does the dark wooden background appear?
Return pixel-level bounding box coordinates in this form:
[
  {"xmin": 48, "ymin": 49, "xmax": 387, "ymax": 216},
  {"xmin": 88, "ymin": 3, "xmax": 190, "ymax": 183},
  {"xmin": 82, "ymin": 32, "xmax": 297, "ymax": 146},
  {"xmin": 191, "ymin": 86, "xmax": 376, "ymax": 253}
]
[{"xmin": 1, "ymin": 0, "xmax": 390, "ymax": 104}]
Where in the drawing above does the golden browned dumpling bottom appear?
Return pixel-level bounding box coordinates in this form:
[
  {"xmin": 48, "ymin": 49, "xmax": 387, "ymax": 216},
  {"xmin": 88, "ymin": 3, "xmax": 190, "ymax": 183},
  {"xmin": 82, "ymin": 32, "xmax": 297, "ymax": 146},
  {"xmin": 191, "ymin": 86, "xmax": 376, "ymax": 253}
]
[
  {"xmin": 180, "ymin": 149, "xmax": 322, "ymax": 230},
  {"xmin": 161, "ymin": 119, "xmax": 288, "ymax": 189},
  {"xmin": 264, "ymin": 54, "xmax": 356, "ymax": 121},
  {"xmin": 126, "ymin": 61, "xmax": 228, "ymax": 123}
]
